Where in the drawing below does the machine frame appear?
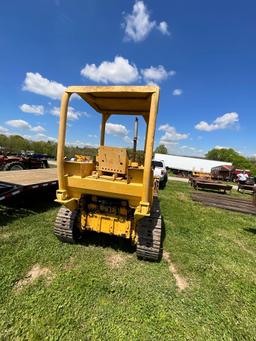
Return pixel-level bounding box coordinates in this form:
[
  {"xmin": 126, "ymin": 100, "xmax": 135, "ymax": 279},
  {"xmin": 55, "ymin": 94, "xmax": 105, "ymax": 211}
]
[
  {"xmin": 54, "ymin": 86, "xmax": 162, "ymax": 259},
  {"xmin": 56, "ymin": 86, "xmax": 159, "ymax": 213}
]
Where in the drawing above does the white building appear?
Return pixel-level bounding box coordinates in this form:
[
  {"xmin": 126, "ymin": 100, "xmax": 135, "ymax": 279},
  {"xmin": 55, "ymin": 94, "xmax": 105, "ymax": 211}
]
[{"xmin": 154, "ymin": 153, "xmax": 232, "ymax": 174}]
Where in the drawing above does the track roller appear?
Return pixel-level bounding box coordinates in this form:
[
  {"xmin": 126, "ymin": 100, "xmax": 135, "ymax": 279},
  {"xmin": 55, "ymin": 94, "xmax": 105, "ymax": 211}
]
[
  {"xmin": 54, "ymin": 206, "xmax": 81, "ymax": 243},
  {"xmin": 136, "ymin": 197, "xmax": 162, "ymax": 261}
]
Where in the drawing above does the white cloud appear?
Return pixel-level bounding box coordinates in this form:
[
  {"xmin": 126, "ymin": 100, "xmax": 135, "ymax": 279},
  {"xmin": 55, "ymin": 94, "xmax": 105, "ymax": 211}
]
[
  {"xmin": 105, "ymin": 122, "xmax": 133, "ymax": 146},
  {"xmin": 122, "ymin": 1, "xmax": 156, "ymax": 42},
  {"xmin": 21, "ymin": 134, "xmax": 32, "ymax": 140},
  {"xmin": 22, "ymin": 72, "xmax": 66, "ymax": 100},
  {"xmin": 67, "ymin": 140, "xmax": 97, "ymax": 148},
  {"xmin": 34, "ymin": 133, "xmax": 57, "ymax": 142},
  {"xmin": 5, "ymin": 119, "xmax": 46, "ymax": 133},
  {"xmin": 81, "ymin": 55, "xmax": 175, "ymax": 85},
  {"xmin": 173, "ymin": 144, "xmax": 205, "ymax": 157},
  {"xmin": 214, "ymin": 145, "xmax": 241, "ymax": 154},
  {"xmin": 20, "ymin": 104, "xmax": 44, "ymax": 115},
  {"xmin": 157, "ymin": 21, "xmax": 170, "ymax": 35},
  {"xmin": 122, "ymin": 1, "xmax": 170, "ymax": 42},
  {"xmin": 0, "ymin": 126, "xmax": 9, "ymax": 134},
  {"xmin": 214, "ymin": 145, "xmax": 228, "ymax": 150},
  {"xmin": 195, "ymin": 112, "xmax": 239, "ymax": 132},
  {"xmin": 141, "ymin": 65, "xmax": 175, "ymax": 84},
  {"xmin": 88, "ymin": 134, "xmax": 97, "ymax": 138},
  {"xmin": 30, "ymin": 125, "xmax": 46, "ymax": 133},
  {"xmin": 50, "ymin": 106, "xmax": 88, "ymax": 120},
  {"xmin": 172, "ymin": 89, "xmax": 183, "ymax": 96},
  {"xmin": 12, "ymin": 133, "xmax": 56, "ymax": 143},
  {"xmin": 6, "ymin": 119, "xmax": 32, "ymax": 130},
  {"xmin": 159, "ymin": 124, "xmax": 189, "ymax": 144},
  {"xmin": 106, "ymin": 123, "xmax": 128, "ymax": 136},
  {"xmin": 81, "ymin": 56, "xmax": 139, "ymax": 84},
  {"xmin": 123, "ymin": 135, "xmax": 133, "ymax": 145}
]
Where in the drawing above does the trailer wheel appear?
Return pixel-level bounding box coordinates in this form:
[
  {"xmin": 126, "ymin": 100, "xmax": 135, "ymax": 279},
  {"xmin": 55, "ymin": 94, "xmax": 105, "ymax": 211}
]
[
  {"xmin": 159, "ymin": 174, "xmax": 168, "ymax": 189},
  {"xmin": 3, "ymin": 162, "xmax": 25, "ymax": 171}
]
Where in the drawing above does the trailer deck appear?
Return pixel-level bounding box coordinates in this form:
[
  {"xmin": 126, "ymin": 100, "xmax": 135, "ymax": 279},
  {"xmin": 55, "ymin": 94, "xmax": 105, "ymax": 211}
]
[
  {"xmin": 237, "ymin": 183, "xmax": 255, "ymax": 194},
  {"xmin": 0, "ymin": 168, "xmax": 57, "ymax": 202},
  {"xmin": 192, "ymin": 192, "xmax": 256, "ymax": 215},
  {"xmin": 190, "ymin": 177, "xmax": 233, "ymax": 194}
]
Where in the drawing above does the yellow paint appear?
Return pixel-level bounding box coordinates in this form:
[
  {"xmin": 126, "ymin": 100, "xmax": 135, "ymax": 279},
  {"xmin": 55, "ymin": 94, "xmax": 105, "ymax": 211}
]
[
  {"xmin": 81, "ymin": 211, "xmax": 133, "ymax": 239},
  {"xmin": 56, "ymin": 86, "xmax": 159, "ymax": 239},
  {"xmin": 192, "ymin": 171, "xmax": 211, "ymax": 179},
  {"xmin": 98, "ymin": 146, "xmax": 128, "ymax": 174}
]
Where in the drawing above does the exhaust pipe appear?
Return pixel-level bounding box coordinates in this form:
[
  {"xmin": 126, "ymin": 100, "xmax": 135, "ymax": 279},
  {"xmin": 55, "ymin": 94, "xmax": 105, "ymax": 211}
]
[{"xmin": 132, "ymin": 117, "xmax": 138, "ymax": 162}]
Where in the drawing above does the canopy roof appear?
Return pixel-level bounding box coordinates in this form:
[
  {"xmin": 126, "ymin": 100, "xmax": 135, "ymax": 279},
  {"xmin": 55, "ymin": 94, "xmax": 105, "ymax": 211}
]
[{"xmin": 66, "ymin": 86, "xmax": 159, "ymax": 115}]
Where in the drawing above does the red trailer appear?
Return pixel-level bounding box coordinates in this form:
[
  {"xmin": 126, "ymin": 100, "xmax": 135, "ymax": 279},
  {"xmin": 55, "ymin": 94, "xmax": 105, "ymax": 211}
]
[{"xmin": 211, "ymin": 165, "xmax": 251, "ymax": 182}]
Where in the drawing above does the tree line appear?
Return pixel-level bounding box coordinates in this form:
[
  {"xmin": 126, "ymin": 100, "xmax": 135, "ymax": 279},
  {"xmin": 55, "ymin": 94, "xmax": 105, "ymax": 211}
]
[
  {"xmin": 205, "ymin": 148, "xmax": 256, "ymax": 175},
  {"xmin": 1, "ymin": 135, "xmax": 255, "ymax": 174},
  {"xmin": 0, "ymin": 134, "xmax": 98, "ymax": 159},
  {"xmin": 0, "ymin": 134, "xmax": 145, "ymax": 162}
]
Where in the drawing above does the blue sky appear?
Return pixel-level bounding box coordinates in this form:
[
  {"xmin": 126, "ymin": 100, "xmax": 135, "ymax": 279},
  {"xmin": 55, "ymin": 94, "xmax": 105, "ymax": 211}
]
[{"xmin": 0, "ymin": 0, "xmax": 255, "ymax": 156}]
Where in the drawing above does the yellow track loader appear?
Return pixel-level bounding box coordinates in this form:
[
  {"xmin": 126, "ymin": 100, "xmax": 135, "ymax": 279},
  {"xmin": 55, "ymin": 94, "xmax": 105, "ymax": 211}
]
[{"xmin": 54, "ymin": 86, "xmax": 162, "ymax": 260}]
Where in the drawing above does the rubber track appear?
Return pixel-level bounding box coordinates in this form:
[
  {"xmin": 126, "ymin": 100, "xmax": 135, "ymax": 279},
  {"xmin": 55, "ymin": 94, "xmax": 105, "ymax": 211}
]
[
  {"xmin": 54, "ymin": 206, "xmax": 78, "ymax": 243},
  {"xmin": 136, "ymin": 197, "xmax": 162, "ymax": 261}
]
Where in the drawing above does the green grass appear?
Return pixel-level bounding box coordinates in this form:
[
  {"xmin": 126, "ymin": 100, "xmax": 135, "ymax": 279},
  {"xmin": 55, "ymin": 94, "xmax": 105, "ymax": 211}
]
[{"xmin": 0, "ymin": 183, "xmax": 256, "ymax": 340}]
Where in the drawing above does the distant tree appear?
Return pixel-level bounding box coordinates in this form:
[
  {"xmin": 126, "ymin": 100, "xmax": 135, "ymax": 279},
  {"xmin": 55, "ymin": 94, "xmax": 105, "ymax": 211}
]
[
  {"xmin": 0, "ymin": 133, "xmax": 98, "ymax": 159},
  {"xmin": 154, "ymin": 144, "xmax": 168, "ymax": 154},
  {"xmin": 248, "ymin": 156, "xmax": 256, "ymax": 166},
  {"xmin": 0, "ymin": 134, "xmax": 9, "ymax": 151},
  {"xmin": 206, "ymin": 148, "xmax": 238, "ymax": 162},
  {"xmin": 206, "ymin": 148, "xmax": 256, "ymax": 174}
]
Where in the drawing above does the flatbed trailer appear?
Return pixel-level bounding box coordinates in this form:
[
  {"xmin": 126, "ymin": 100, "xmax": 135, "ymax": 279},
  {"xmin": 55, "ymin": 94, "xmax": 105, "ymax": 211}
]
[
  {"xmin": 237, "ymin": 183, "xmax": 254, "ymax": 194},
  {"xmin": 191, "ymin": 177, "xmax": 233, "ymax": 194},
  {"xmin": 192, "ymin": 192, "xmax": 256, "ymax": 215},
  {"xmin": 0, "ymin": 168, "xmax": 57, "ymax": 203}
]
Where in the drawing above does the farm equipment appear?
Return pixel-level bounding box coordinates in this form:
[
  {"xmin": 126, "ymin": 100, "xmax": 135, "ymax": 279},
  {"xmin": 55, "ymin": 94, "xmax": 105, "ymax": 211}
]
[
  {"xmin": 0, "ymin": 154, "xmax": 49, "ymax": 171},
  {"xmin": 211, "ymin": 166, "xmax": 252, "ymax": 182},
  {"xmin": 54, "ymin": 86, "xmax": 162, "ymax": 260},
  {"xmin": 192, "ymin": 171, "xmax": 211, "ymax": 179}
]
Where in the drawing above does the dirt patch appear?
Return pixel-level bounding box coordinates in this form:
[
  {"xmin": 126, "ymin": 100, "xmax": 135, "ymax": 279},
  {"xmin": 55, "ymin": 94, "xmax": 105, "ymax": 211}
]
[
  {"xmin": 63, "ymin": 256, "xmax": 78, "ymax": 270},
  {"xmin": 217, "ymin": 230, "xmax": 255, "ymax": 258},
  {"xmin": 176, "ymin": 192, "xmax": 189, "ymax": 202},
  {"xmin": 232, "ymin": 239, "xmax": 256, "ymax": 257},
  {"xmin": 14, "ymin": 264, "xmax": 53, "ymax": 291},
  {"xmin": 106, "ymin": 253, "xmax": 127, "ymax": 269},
  {"xmin": 163, "ymin": 251, "xmax": 189, "ymax": 291},
  {"xmin": 0, "ymin": 231, "xmax": 11, "ymax": 240}
]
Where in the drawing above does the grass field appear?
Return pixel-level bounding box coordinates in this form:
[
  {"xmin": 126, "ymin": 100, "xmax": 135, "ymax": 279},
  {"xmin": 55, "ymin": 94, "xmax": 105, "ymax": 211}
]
[{"xmin": 0, "ymin": 182, "xmax": 256, "ymax": 340}]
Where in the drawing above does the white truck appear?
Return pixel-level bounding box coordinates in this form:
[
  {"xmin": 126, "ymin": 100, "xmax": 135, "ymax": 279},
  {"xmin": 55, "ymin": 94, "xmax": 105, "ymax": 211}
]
[{"xmin": 152, "ymin": 160, "xmax": 168, "ymax": 189}]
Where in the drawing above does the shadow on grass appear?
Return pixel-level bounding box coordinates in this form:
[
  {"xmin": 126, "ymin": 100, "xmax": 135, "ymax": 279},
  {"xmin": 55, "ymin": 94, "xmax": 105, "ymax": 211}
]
[
  {"xmin": 159, "ymin": 216, "xmax": 166, "ymax": 261},
  {"xmin": 243, "ymin": 227, "xmax": 256, "ymax": 235},
  {"xmin": 77, "ymin": 215, "xmax": 166, "ymax": 261},
  {"xmin": 0, "ymin": 188, "xmax": 58, "ymax": 227},
  {"xmin": 80, "ymin": 230, "xmax": 136, "ymax": 254},
  {"xmin": 194, "ymin": 188, "xmax": 229, "ymax": 195}
]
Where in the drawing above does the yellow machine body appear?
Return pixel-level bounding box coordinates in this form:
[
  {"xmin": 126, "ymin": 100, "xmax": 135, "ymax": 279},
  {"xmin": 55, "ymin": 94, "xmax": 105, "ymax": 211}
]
[
  {"xmin": 55, "ymin": 86, "xmax": 160, "ymax": 242},
  {"xmin": 192, "ymin": 171, "xmax": 211, "ymax": 179}
]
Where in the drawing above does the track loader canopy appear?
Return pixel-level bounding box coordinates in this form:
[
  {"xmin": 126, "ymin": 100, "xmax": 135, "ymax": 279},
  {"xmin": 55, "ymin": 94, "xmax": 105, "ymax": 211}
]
[
  {"xmin": 66, "ymin": 86, "xmax": 157, "ymax": 116},
  {"xmin": 57, "ymin": 85, "xmax": 160, "ymax": 211}
]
